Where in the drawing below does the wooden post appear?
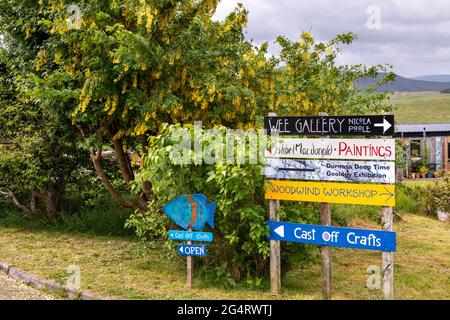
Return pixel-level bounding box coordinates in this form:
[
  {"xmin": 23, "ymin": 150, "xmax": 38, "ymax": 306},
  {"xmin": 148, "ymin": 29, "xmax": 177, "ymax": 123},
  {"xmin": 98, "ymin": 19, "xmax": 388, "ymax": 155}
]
[
  {"xmin": 320, "ymin": 202, "xmax": 332, "ymax": 300},
  {"xmin": 318, "ymin": 112, "xmax": 332, "ymax": 300},
  {"xmin": 267, "ymin": 112, "xmax": 281, "ymax": 295},
  {"xmin": 381, "ymin": 206, "xmax": 394, "ymax": 300},
  {"xmin": 187, "ymin": 227, "xmax": 193, "ymax": 289},
  {"xmin": 270, "ymin": 200, "xmax": 281, "ymax": 295}
]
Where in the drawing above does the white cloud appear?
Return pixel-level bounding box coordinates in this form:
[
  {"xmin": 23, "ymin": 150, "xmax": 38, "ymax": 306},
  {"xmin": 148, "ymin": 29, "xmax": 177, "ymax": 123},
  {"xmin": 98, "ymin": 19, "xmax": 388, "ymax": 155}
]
[{"xmin": 214, "ymin": 0, "xmax": 450, "ymax": 77}]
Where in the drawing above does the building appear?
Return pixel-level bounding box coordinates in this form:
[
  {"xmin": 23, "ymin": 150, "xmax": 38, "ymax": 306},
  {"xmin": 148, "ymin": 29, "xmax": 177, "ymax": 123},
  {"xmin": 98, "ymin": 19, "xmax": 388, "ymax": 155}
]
[{"xmin": 395, "ymin": 123, "xmax": 450, "ymax": 177}]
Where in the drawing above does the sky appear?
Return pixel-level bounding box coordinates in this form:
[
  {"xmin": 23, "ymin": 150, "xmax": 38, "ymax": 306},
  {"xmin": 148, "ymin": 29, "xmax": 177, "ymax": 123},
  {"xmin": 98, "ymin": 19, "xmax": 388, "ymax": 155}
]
[{"xmin": 214, "ymin": 0, "xmax": 450, "ymax": 78}]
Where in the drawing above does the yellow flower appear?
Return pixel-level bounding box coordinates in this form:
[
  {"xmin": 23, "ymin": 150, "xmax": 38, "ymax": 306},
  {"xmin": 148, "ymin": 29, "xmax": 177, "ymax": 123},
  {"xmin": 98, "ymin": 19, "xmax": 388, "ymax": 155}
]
[
  {"xmin": 25, "ymin": 25, "xmax": 32, "ymax": 39},
  {"xmin": 108, "ymin": 95, "xmax": 118, "ymax": 116},
  {"xmin": 301, "ymin": 52, "xmax": 310, "ymax": 62},
  {"xmin": 35, "ymin": 49, "xmax": 48, "ymax": 71}
]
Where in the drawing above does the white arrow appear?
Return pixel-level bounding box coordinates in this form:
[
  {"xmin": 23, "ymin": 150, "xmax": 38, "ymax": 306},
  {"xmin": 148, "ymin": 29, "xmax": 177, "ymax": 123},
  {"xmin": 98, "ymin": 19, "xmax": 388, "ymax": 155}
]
[
  {"xmin": 374, "ymin": 118, "xmax": 392, "ymax": 134},
  {"xmin": 274, "ymin": 225, "xmax": 285, "ymax": 238},
  {"xmin": 179, "ymin": 246, "xmax": 184, "ymax": 254}
]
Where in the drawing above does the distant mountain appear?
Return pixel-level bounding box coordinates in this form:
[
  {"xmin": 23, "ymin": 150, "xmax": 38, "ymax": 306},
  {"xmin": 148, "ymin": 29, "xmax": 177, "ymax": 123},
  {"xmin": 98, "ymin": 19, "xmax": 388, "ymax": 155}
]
[
  {"xmin": 357, "ymin": 73, "xmax": 450, "ymax": 92},
  {"xmin": 412, "ymin": 75, "xmax": 450, "ymax": 82}
]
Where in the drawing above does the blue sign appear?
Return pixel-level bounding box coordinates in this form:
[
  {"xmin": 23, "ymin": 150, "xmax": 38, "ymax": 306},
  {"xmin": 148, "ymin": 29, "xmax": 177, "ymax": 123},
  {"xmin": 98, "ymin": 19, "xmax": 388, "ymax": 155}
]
[
  {"xmin": 178, "ymin": 244, "xmax": 207, "ymax": 257},
  {"xmin": 267, "ymin": 221, "xmax": 396, "ymax": 252},
  {"xmin": 168, "ymin": 230, "xmax": 213, "ymax": 242}
]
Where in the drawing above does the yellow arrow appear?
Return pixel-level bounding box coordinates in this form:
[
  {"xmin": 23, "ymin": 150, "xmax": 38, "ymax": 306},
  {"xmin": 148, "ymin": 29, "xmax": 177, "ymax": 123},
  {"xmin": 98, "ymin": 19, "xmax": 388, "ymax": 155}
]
[{"xmin": 265, "ymin": 180, "xmax": 395, "ymax": 207}]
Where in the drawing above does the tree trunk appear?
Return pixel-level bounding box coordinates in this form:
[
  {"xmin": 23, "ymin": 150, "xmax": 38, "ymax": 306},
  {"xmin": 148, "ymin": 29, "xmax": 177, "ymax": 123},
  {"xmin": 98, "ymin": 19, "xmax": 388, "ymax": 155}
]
[
  {"xmin": 107, "ymin": 126, "xmax": 134, "ymax": 187},
  {"xmin": 30, "ymin": 191, "xmax": 39, "ymax": 214},
  {"xmin": 107, "ymin": 126, "xmax": 151, "ymax": 209},
  {"xmin": 90, "ymin": 148, "xmax": 145, "ymax": 212},
  {"xmin": 0, "ymin": 190, "xmax": 31, "ymax": 214},
  {"xmin": 44, "ymin": 187, "xmax": 58, "ymax": 218}
]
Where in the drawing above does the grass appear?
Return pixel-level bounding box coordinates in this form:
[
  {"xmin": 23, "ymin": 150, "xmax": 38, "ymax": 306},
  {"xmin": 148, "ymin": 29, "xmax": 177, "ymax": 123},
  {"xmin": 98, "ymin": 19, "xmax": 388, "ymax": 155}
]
[
  {"xmin": 0, "ymin": 205, "xmax": 134, "ymax": 238},
  {"xmin": 0, "ymin": 201, "xmax": 449, "ymax": 299},
  {"xmin": 390, "ymin": 92, "xmax": 450, "ymax": 124}
]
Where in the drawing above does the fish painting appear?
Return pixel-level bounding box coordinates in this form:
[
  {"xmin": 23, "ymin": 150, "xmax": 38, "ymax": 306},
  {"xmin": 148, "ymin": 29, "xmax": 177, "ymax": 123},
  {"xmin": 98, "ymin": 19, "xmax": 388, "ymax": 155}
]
[{"xmin": 163, "ymin": 194, "xmax": 216, "ymax": 231}]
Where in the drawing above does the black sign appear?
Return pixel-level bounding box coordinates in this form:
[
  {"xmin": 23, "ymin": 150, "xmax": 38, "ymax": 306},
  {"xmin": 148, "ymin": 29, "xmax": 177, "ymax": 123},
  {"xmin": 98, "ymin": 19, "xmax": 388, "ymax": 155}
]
[{"xmin": 264, "ymin": 115, "xmax": 395, "ymax": 137}]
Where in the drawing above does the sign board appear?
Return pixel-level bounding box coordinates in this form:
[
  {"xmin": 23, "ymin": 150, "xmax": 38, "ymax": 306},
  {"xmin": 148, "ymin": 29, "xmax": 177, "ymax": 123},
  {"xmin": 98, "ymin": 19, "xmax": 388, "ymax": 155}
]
[
  {"xmin": 178, "ymin": 244, "xmax": 206, "ymax": 257},
  {"xmin": 264, "ymin": 159, "xmax": 395, "ymax": 184},
  {"xmin": 168, "ymin": 230, "xmax": 213, "ymax": 242},
  {"xmin": 265, "ymin": 180, "xmax": 395, "ymax": 206},
  {"xmin": 266, "ymin": 138, "xmax": 395, "ymax": 161},
  {"xmin": 264, "ymin": 115, "xmax": 395, "ymax": 137},
  {"xmin": 267, "ymin": 221, "xmax": 396, "ymax": 252}
]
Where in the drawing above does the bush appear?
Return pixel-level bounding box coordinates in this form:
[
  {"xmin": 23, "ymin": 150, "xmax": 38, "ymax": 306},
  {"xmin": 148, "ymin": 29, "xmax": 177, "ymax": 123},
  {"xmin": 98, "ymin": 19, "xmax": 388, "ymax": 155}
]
[
  {"xmin": 126, "ymin": 124, "xmax": 316, "ymax": 285},
  {"xmin": 416, "ymin": 174, "xmax": 450, "ymax": 216}
]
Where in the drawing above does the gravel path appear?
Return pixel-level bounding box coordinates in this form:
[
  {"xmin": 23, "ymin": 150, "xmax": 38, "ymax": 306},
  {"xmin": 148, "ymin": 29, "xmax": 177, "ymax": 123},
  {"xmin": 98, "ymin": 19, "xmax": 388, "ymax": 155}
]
[{"xmin": 0, "ymin": 271, "xmax": 55, "ymax": 300}]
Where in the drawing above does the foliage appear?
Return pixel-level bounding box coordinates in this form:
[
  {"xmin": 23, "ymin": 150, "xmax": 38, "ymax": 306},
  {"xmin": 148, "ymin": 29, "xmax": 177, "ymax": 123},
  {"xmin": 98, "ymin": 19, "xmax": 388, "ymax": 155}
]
[
  {"xmin": 416, "ymin": 175, "xmax": 450, "ymax": 216},
  {"xmin": 399, "ymin": 176, "xmax": 450, "ymax": 216},
  {"xmin": 0, "ymin": 0, "xmax": 90, "ymax": 216},
  {"xmin": 419, "ymin": 166, "xmax": 429, "ymax": 175}
]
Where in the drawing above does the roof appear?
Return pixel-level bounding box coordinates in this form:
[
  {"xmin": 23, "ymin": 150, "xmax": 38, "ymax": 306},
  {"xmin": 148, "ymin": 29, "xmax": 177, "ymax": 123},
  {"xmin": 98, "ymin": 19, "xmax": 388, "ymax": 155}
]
[{"xmin": 395, "ymin": 123, "xmax": 450, "ymax": 137}]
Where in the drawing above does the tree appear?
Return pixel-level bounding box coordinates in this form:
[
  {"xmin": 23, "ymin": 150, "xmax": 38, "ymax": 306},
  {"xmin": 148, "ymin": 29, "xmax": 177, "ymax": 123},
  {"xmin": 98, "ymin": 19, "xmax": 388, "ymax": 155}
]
[
  {"xmin": 18, "ymin": 0, "xmax": 276, "ymax": 212},
  {"xmin": 20, "ymin": 1, "xmax": 393, "ymax": 213},
  {"xmin": 0, "ymin": 0, "xmax": 88, "ymax": 216}
]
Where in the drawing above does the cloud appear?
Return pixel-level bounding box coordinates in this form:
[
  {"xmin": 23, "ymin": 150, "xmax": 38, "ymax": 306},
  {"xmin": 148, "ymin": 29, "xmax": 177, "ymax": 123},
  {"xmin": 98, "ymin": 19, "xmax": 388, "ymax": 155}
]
[{"xmin": 214, "ymin": 0, "xmax": 450, "ymax": 77}]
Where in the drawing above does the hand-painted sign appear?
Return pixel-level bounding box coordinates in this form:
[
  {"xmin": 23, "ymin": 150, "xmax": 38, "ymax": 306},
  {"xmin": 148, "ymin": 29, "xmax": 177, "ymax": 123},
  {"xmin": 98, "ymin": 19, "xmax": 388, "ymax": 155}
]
[
  {"xmin": 264, "ymin": 115, "xmax": 395, "ymax": 137},
  {"xmin": 168, "ymin": 230, "xmax": 214, "ymax": 242},
  {"xmin": 178, "ymin": 244, "xmax": 207, "ymax": 257},
  {"xmin": 163, "ymin": 194, "xmax": 216, "ymax": 231},
  {"xmin": 265, "ymin": 180, "xmax": 395, "ymax": 206},
  {"xmin": 266, "ymin": 138, "xmax": 395, "ymax": 161},
  {"xmin": 264, "ymin": 159, "xmax": 395, "ymax": 184},
  {"xmin": 267, "ymin": 221, "xmax": 396, "ymax": 252}
]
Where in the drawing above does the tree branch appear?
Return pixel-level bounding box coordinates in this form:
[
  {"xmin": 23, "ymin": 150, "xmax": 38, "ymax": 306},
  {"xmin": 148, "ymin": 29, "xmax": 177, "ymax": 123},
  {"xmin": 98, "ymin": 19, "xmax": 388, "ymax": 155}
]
[
  {"xmin": 90, "ymin": 148, "xmax": 145, "ymax": 212},
  {"xmin": 0, "ymin": 190, "xmax": 32, "ymax": 214}
]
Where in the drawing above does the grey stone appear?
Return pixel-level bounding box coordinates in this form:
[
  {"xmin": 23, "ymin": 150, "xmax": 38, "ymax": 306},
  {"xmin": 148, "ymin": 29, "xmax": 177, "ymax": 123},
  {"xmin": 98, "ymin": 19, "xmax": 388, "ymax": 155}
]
[
  {"xmin": 437, "ymin": 210, "xmax": 449, "ymax": 222},
  {"xmin": 0, "ymin": 261, "xmax": 10, "ymax": 273}
]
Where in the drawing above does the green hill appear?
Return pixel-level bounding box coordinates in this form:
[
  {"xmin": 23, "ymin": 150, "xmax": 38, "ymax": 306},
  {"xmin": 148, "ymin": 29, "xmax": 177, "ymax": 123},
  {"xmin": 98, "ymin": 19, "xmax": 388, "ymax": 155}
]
[{"xmin": 391, "ymin": 92, "xmax": 450, "ymax": 124}]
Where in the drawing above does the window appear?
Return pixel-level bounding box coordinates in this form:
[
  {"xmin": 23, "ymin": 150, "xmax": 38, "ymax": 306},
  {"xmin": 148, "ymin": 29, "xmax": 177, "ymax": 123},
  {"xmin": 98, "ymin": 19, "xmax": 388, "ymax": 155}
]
[{"xmin": 410, "ymin": 140, "xmax": 421, "ymax": 157}]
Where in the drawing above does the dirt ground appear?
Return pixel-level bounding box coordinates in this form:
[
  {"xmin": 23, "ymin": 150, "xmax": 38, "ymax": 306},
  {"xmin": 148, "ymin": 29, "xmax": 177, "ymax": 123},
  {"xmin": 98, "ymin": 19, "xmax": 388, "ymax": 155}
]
[{"xmin": 0, "ymin": 271, "xmax": 55, "ymax": 300}]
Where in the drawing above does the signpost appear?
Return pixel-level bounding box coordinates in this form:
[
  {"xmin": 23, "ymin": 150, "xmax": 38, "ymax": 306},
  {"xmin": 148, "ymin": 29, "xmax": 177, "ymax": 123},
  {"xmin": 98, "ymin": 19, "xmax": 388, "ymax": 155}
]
[
  {"xmin": 267, "ymin": 221, "xmax": 396, "ymax": 252},
  {"xmin": 264, "ymin": 115, "xmax": 394, "ymax": 136},
  {"xmin": 263, "ymin": 113, "xmax": 396, "ymax": 300},
  {"xmin": 266, "ymin": 138, "xmax": 395, "ymax": 161},
  {"xmin": 163, "ymin": 194, "xmax": 216, "ymax": 289},
  {"xmin": 265, "ymin": 180, "xmax": 395, "ymax": 206},
  {"xmin": 265, "ymin": 159, "xmax": 395, "ymax": 184}
]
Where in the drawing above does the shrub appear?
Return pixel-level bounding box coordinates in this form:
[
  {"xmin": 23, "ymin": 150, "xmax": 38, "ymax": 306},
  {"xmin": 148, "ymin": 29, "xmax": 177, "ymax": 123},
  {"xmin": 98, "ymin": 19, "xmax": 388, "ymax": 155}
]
[
  {"xmin": 416, "ymin": 174, "xmax": 450, "ymax": 216},
  {"xmin": 126, "ymin": 124, "xmax": 315, "ymax": 285}
]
